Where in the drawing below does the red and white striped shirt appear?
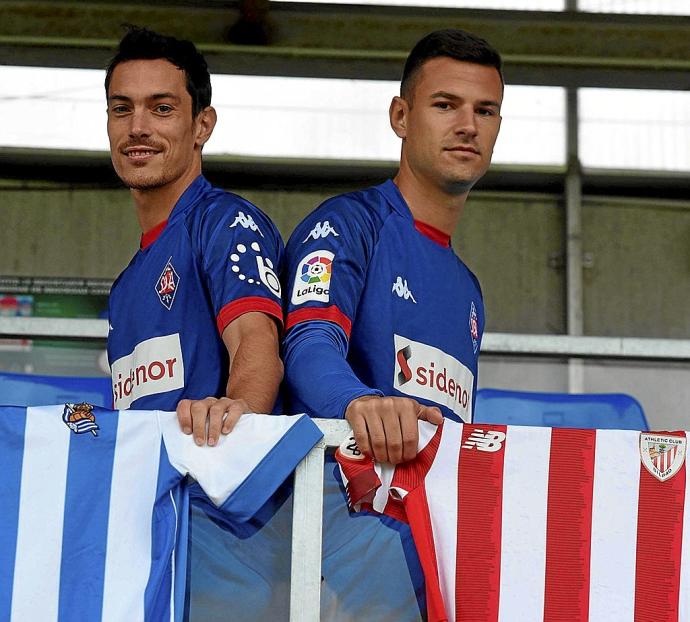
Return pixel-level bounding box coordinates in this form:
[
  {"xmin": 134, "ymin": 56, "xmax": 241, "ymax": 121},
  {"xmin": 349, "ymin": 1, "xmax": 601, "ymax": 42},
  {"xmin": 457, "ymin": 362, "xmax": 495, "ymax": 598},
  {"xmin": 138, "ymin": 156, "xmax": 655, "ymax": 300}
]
[{"xmin": 336, "ymin": 421, "xmax": 689, "ymax": 622}]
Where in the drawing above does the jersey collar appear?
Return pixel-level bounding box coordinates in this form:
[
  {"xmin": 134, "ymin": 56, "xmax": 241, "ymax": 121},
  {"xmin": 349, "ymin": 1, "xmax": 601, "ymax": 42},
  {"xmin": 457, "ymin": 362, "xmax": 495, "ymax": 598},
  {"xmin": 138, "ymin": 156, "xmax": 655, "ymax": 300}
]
[
  {"xmin": 376, "ymin": 179, "xmax": 451, "ymax": 248},
  {"xmin": 139, "ymin": 175, "xmax": 211, "ymax": 250}
]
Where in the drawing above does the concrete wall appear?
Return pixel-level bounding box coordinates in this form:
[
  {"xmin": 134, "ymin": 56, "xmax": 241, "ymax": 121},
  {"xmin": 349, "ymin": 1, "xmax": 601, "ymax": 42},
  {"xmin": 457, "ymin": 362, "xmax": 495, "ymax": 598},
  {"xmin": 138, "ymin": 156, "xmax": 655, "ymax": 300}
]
[
  {"xmin": 1, "ymin": 181, "xmax": 688, "ymax": 339},
  {"xmin": 1, "ymin": 180, "xmax": 687, "ymax": 426}
]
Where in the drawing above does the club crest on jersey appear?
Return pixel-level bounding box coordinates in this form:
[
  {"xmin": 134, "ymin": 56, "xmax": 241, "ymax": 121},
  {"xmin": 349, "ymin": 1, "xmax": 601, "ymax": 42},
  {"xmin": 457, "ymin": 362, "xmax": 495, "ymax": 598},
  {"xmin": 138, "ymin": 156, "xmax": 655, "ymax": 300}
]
[
  {"xmin": 639, "ymin": 433, "xmax": 686, "ymax": 482},
  {"xmin": 229, "ymin": 242, "xmax": 281, "ymax": 298},
  {"xmin": 62, "ymin": 403, "xmax": 99, "ymax": 436},
  {"xmin": 230, "ymin": 211, "xmax": 264, "ymax": 237},
  {"xmin": 469, "ymin": 302, "xmax": 479, "ymax": 354},
  {"xmin": 291, "ymin": 250, "xmax": 334, "ymax": 305},
  {"xmin": 303, "ymin": 220, "xmax": 339, "ymax": 242},
  {"xmin": 156, "ymin": 258, "xmax": 180, "ymax": 310}
]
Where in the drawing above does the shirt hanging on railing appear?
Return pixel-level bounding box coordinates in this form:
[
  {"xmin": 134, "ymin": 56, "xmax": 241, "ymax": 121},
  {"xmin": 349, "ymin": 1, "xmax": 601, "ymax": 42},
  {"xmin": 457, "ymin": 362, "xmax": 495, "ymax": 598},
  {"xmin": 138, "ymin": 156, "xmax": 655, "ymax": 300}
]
[
  {"xmin": 336, "ymin": 420, "xmax": 689, "ymax": 622},
  {"xmin": 0, "ymin": 405, "xmax": 322, "ymax": 622}
]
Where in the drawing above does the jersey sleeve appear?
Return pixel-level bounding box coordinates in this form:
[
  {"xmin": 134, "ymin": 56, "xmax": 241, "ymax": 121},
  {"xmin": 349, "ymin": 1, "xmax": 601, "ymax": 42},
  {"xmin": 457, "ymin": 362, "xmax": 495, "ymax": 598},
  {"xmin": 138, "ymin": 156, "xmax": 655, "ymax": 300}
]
[
  {"xmin": 283, "ymin": 320, "xmax": 383, "ymax": 419},
  {"xmin": 284, "ymin": 193, "xmax": 382, "ymax": 338},
  {"xmin": 161, "ymin": 411, "xmax": 322, "ymax": 524},
  {"xmin": 195, "ymin": 195, "xmax": 285, "ymax": 335}
]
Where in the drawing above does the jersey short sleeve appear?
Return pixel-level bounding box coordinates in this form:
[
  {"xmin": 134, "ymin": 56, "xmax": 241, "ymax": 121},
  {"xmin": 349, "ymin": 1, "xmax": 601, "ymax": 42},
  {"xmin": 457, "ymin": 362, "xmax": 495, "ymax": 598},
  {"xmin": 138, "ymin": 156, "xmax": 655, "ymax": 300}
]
[
  {"xmin": 194, "ymin": 194, "xmax": 284, "ymax": 335},
  {"xmin": 284, "ymin": 193, "xmax": 384, "ymax": 338},
  {"xmin": 161, "ymin": 411, "xmax": 322, "ymax": 523}
]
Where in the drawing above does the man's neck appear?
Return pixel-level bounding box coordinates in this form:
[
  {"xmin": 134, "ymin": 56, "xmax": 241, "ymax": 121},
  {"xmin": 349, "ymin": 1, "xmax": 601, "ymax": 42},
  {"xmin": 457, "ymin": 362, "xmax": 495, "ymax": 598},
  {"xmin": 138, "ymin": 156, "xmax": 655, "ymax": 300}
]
[
  {"xmin": 393, "ymin": 166, "xmax": 469, "ymax": 236},
  {"xmin": 132, "ymin": 170, "xmax": 200, "ymax": 233}
]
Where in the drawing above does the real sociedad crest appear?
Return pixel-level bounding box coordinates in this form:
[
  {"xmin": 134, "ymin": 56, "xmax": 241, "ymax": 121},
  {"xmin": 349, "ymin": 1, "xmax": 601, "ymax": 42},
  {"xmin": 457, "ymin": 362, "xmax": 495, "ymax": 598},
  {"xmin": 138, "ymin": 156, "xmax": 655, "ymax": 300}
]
[
  {"xmin": 639, "ymin": 433, "xmax": 686, "ymax": 482},
  {"xmin": 62, "ymin": 403, "xmax": 99, "ymax": 436}
]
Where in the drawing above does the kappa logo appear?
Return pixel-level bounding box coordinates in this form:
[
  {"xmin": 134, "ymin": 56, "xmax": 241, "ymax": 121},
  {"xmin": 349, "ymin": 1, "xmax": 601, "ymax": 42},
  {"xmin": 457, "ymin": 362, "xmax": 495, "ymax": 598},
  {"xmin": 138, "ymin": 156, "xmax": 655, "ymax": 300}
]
[
  {"xmin": 469, "ymin": 301, "xmax": 479, "ymax": 354},
  {"xmin": 303, "ymin": 220, "xmax": 339, "ymax": 242},
  {"xmin": 230, "ymin": 241, "xmax": 281, "ymax": 298},
  {"xmin": 462, "ymin": 429, "xmax": 506, "ymax": 452},
  {"xmin": 639, "ymin": 433, "xmax": 687, "ymax": 482},
  {"xmin": 62, "ymin": 403, "xmax": 99, "ymax": 436},
  {"xmin": 156, "ymin": 258, "xmax": 180, "ymax": 310},
  {"xmin": 392, "ymin": 276, "xmax": 416, "ymax": 303},
  {"xmin": 230, "ymin": 211, "xmax": 264, "ymax": 237}
]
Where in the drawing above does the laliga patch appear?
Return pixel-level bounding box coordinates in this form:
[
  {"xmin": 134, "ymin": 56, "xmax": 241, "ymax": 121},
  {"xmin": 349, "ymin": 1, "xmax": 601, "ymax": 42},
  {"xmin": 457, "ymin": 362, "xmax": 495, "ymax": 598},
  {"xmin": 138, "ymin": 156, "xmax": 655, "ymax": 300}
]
[
  {"xmin": 639, "ymin": 433, "xmax": 686, "ymax": 482},
  {"xmin": 230, "ymin": 241, "xmax": 281, "ymax": 298},
  {"xmin": 291, "ymin": 250, "xmax": 334, "ymax": 305},
  {"xmin": 156, "ymin": 257, "xmax": 180, "ymax": 310},
  {"xmin": 469, "ymin": 301, "xmax": 480, "ymax": 354}
]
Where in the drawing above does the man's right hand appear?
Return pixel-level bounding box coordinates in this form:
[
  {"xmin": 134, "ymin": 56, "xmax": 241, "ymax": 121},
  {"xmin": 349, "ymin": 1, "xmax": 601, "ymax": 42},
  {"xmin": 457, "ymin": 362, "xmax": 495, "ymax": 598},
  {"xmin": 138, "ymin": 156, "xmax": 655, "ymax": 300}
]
[{"xmin": 344, "ymin": 395, "xmax": 443, "ymax": 465}]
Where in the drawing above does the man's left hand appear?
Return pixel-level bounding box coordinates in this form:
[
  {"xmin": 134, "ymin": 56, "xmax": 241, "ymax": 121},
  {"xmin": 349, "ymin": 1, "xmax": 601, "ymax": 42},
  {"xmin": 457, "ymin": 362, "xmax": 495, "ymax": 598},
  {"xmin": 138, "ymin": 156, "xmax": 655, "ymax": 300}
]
[{"xmin": 176, "ymin": 397, "xmax": 251, "ymax": 446}]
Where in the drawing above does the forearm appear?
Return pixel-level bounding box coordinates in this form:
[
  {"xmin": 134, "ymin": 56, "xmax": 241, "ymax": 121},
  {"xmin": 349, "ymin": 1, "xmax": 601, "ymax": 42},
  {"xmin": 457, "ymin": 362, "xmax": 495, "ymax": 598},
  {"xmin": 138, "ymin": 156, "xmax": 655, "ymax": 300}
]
[
  {"xmin": 284, "ymin": 321, "xmax": 381, "ymax": 419},
  {"xmin": 226, "ymin": 336, "xmax": 283, "ymax": 413}
]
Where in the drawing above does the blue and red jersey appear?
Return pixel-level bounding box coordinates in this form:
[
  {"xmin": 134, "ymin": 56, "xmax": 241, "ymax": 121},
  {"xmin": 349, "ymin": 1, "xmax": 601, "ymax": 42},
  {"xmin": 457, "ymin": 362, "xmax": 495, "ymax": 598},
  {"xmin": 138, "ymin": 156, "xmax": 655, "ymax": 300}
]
[
  {"xmin": 283, "ymin": 179, "xmax": 484, "ymax": 422},
  {"xmin": 107, "ymin": 175, "xmax": 283, "ymax": 410}
]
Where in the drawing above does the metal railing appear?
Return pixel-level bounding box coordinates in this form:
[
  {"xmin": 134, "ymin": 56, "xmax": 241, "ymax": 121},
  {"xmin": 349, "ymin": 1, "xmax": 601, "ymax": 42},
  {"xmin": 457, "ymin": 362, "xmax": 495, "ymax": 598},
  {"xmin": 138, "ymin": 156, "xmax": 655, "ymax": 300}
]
[{"xmin": 1, "ymin": 317, "xmax": 690, "ymax": 361}]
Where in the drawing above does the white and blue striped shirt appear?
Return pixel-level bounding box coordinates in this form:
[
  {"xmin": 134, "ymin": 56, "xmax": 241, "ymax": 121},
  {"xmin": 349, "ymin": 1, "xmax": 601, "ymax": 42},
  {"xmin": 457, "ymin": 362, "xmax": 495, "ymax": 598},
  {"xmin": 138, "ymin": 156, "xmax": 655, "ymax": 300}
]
[{"xmin": 0, "ymin": 405, "xmax": 321, "ymax": 622}]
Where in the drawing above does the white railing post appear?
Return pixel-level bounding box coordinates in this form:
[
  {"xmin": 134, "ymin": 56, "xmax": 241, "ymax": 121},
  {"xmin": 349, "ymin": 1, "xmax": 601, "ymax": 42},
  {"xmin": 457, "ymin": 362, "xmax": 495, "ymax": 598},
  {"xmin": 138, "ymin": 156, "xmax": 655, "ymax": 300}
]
[{"xmin": 289, "ymin": 419, "xmax": 351, "ymax": 622}]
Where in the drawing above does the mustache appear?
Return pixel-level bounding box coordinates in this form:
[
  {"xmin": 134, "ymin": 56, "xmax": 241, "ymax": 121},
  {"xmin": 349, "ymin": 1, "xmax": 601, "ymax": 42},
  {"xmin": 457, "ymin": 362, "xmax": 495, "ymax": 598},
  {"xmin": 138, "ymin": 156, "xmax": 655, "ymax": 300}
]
[{"xmin": 120, "ymin": 140, "xmax": 164, "ymax": 151}]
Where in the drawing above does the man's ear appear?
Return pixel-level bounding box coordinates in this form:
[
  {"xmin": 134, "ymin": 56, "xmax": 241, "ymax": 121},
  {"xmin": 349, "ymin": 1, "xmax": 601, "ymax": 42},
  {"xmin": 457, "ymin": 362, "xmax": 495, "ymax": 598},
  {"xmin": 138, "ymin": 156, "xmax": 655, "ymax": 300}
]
[
  {"xmin": 195, "ymin": 106, "xmax": 217, "ymax": 148},
  {"xmin": 389, "ymin": 96, "xmax": 409, "ymax": 140}
]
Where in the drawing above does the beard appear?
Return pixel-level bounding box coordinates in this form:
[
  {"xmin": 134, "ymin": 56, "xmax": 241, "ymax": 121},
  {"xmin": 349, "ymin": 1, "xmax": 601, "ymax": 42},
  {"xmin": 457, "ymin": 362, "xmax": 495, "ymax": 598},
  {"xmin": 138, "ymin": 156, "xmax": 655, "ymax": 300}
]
[
  {"xmin": 120, "ymin": 171, "xmax": 171, "ymax": 191},
  {"xmin": 112, "ymin": 160, "xmax": 173, "ymax": 191}
]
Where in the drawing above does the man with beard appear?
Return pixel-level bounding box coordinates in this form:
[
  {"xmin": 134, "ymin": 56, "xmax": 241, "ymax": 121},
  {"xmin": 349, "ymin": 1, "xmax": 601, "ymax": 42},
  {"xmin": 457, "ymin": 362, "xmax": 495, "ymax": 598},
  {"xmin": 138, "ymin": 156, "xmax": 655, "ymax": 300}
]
[{"xmin": 105, "ymin": 26, "xmax": 285, "ymax": 618}]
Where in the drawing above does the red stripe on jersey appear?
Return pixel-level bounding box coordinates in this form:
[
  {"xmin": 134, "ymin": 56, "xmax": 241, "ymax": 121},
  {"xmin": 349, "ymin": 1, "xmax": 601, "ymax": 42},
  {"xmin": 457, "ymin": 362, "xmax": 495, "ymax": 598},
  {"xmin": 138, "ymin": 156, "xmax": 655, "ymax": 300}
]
[
  {"xmin": 216, "ymin": 297, "xmax": 283, "ymax": 334},
  {"xmin": 140, "ymin": 219, "xmax": 168, "ymax": 249},
  {"xmin": 385, "ymin": 423, "xmax": 445, "ymax": 524},
  {"xmin": 543, "ymin": 428, "xmax": 596, "ymax": 622},
  {"xmin": 456, "ymin": 424, "xmax": 506, "ymax": 622},
  {"xmin": 405, "ymin": 485, "xmax": 448, "ymax": 622},
  {"xmin": 414, "ymin": 220, "xmax": 451, "ymax": 247},
  {"xmin": 286, "ymin": 305, "xmax": 353, "ymax": 338},
  {"xmin": 634, "ymin": 432, "xmax": 686, "ymax": 622},
  {"xmin": 335, "ymin": 451, "xmax": 382, "ymax": 513}
]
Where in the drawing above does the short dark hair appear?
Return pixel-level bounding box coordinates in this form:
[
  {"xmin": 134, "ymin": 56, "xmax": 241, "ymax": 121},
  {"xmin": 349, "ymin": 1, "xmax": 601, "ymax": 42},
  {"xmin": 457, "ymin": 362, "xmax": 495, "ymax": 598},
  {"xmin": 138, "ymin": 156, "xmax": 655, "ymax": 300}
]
[
  {"xmin": 105, "ymin": 26, "xmax": 211, "ymax": 117},
  {"xmin": 401, "ymin": 29, "xmax": 504, "ymax": 100}
]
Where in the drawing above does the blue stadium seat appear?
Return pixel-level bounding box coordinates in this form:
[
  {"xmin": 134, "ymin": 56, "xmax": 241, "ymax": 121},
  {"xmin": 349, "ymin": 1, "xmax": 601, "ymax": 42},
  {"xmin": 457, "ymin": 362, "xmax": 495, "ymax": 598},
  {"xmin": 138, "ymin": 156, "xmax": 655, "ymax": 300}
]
[
  {"xmin": 474, "ymin": 388, "xmax": 648, "ymax": 431},
  {"xmin": 0, "ymin": 370, "xmax": 112, "ymax": 408}
]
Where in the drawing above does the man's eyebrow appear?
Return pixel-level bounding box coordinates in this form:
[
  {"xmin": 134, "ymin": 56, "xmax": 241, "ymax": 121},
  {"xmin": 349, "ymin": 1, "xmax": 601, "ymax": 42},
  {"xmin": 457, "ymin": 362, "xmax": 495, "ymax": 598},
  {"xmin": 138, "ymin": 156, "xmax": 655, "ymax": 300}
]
[
  {"xmin": 107, "ymin": 93, "xmax": 181, "ymax": 103},
  {"xmin": 149, "ymin": 93, "xmax": 181, "ymax": 102},
  {"xmin": 430, "ymin": 91, "xmax": 501, "ymax": 108}
]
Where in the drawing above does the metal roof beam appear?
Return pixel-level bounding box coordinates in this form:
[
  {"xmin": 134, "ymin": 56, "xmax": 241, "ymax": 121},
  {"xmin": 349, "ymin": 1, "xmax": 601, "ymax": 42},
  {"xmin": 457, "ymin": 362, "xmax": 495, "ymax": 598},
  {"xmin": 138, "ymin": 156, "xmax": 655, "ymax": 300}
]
[{"xmin": 1, "ymin": 2, "xmax": 688, "ymax": 89}]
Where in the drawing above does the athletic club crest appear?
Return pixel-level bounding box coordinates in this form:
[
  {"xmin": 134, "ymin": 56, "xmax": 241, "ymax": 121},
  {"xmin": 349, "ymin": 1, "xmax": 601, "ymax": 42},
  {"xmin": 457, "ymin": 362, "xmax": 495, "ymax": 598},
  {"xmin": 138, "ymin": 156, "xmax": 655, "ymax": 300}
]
[
  {"xmin": 156, "ymin": 257, "xmax": 180, "ymax": 310},
  {"xmin": 639, "ymin": 433, "xmax": 686, "ymax": 482},
  {"xmin": 469, "ymin": 302, "xmax": 479, "ymax": 354},
  {"xmin": 62, "ymin": 403, "xmax": 99, "ymax": 436}
]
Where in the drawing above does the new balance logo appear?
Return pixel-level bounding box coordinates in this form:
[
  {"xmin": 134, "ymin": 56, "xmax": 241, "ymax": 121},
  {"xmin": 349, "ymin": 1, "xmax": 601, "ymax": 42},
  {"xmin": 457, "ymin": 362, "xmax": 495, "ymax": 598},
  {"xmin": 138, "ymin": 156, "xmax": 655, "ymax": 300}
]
[
  {"xmin": 392, "ymin": 276, "xmax": 416, "ymax": 303},
  {"xmin": 462, "ymin": 429, "xmax": 506, "ymax": 452},
  {"xmin": 230, "ymin": 211, "xmax": 264, "ymax": 237},
  {"xmin": 303, "ymin": 221, "xmax": 339, "ymax": 242}
]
